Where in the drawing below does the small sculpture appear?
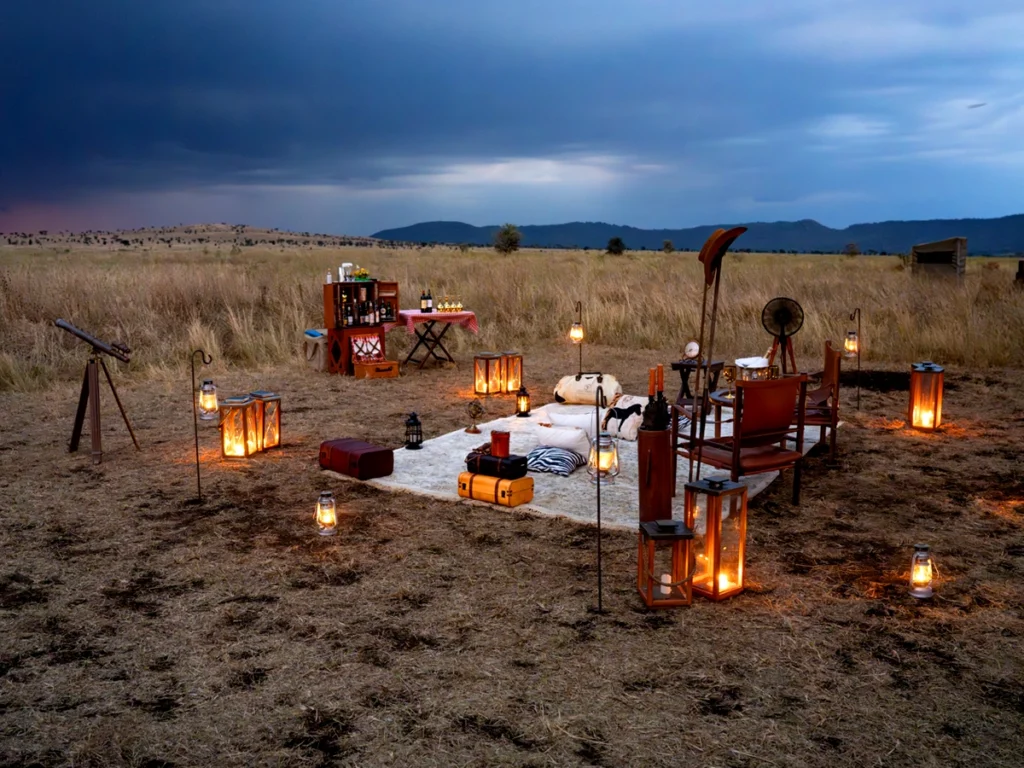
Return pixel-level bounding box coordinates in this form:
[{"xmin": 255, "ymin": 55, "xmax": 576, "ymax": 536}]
[{"xmin": 466, "ymin": 399, "xmax": 485, "ymax": 434}]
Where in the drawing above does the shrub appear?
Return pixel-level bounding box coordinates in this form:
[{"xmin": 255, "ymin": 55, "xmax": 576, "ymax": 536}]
[
  {"xmin": 606, "ymin": 237, "xmax": 626, "ymax": 255},
  {"xmin": 494, "ymin": 224, "xmax": 521, "ymax": 254}
]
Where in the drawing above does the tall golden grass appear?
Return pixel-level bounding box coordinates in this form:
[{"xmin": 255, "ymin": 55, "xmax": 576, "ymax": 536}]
[{"xmin": 1, "ymin": 245, "xmax": 1021, "ymax": 391}]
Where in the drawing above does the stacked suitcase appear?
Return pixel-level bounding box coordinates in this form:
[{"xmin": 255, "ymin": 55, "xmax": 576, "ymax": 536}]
[{"xmin": 458, "ymin": 442, "xmax": 533, "ymax": 507}]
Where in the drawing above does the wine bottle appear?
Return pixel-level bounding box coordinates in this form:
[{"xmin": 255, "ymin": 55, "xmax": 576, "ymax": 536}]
[
  {"xmin": 426, "ymin": 288, "xmax": 433, "ymax": 312},
  {"xmin": 420, "ymin": 290, "xmax": 427, "ymax": 311}
]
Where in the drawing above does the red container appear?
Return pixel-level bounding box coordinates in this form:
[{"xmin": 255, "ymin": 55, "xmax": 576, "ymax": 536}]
[
  {"xmin": 491, "ymin": 430, "xmax": 510, "ymax": 458},
  {"xmin": 319, "ymin": 438, "xmax": 394, "ymax": 480}
]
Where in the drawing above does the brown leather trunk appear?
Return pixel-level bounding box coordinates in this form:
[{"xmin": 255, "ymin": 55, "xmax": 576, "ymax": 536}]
[
  {"xmin": 637, "ymin": 428, "xmax": 673, "ymax": 522},
  {"xmin": 319, "ymin": 438, "xmax": 394, "ymax": 480}
]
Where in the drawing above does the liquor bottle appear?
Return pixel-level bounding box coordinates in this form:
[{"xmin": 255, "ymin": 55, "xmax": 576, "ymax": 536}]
[
  {"xmin": 325, "ymin": 270, "xmax": 332, "ymax": 284},
  {"xmin": 339, "ymin": 296, "xmax": 346, "ymax": 327},
  {"xmin": 346, "ymin": 299, "xmax": 354, "ymax": 327},
  {"xmin": 420, "ymin": 290, "xmax": 427, "ymax": 311},
  {"xmin": 426, "ymin": 288, "xmax": 433, "ymax": 313}
]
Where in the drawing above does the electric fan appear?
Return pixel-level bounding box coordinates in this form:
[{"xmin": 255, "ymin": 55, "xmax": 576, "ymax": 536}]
[{"xmin": 761, "ymin": 297, "xmax": 804, "ymax": 375}]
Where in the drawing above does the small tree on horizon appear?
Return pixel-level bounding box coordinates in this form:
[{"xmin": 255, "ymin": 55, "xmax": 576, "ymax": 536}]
[
  {"xmin": 662, "ymin": 239, "xmax": 674, "ymax": 254},
  {"xmin": 843, "ymin": 242, "xmax": 860, "ymax": 257},
  {"xmin": 606, "ymin": 236, "xmax": 627, "ymax": 255},
  {"xmin": 494, "ymin": 223, "xmax": 521, "ymax": 254}
]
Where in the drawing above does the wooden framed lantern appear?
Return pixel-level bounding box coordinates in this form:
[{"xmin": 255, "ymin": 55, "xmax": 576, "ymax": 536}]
[
  {"xmin": 219, "ymin": 395, "xmax": 259, "ymax": 459},
  {"xmin": 198, "ymin": 379, "xmax": 218, "ymax": 421},
  {"xmin": 909, "ymin": 362, "xmax": 943, "ymax": 431},
  {"xmin": 250, "ymin": 390, "xmax": 282, "ymax": 451},
  {"xmin": 474, "ymin": 353, "xmax": 503, "ymax": 395},
  {"xmin": 637, "ymin": 519, "xmax": 695, "ymax": 608},
  {"xmin": 684, "ymin": 478, "xmax": 747, "ymax": 601},
  {"xmin": 500, "ymin": 351, "xmax": 523, "ymax": 393},
  {"xmin": 515, "ymin": 385, "xmax": 531, "ymax": 417}
]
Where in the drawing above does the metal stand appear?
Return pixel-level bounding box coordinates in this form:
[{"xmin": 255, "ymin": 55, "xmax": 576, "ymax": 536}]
[
  {"xmin": 850, "ymin": 307, "xmax": 861, "ymax": 411},
  {"xmin": 190, "ymin": 349, "xmax": 213, "ymax": 502},
  {"xmin": 68, "ymin": 353, "xmax": 140, "ymax": 464},
  {"xmin": 593, "ymin": 383, "xmax": 605, "ymax": 614}
]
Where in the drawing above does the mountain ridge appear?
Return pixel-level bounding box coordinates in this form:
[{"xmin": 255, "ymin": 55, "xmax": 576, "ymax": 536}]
[{"xmin": 373, "ymin": 214, "xmax": 1024, "ymax": 254}]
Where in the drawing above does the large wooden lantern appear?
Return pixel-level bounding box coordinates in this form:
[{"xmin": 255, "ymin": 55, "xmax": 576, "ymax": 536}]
[
  {"xmin": 198, "ymin": 379, "xmax": 218, "ymax": 421},
  {"xmin": 474, "ymin": 353, "xmax": 503, "ymax": 395},
  {"xmin": 219, "ymin": 395, "xmax": 259, "ymax": 459},
  {"xmin": 588, "ymin": 432, "xmax": 620, "ymax": 485},
  {"xmin": 684, "ymin": 478, "xmax": 748, "ymax": 601},
  {"xmin": 909, "ymin": 362, "xmax": 943, "ymax": 431},
  {"xmin": 250, "ymin": 390, "xmax": 282, "ymax": 451},
  {"xmin": 515, "ymin": 385, "xmax": 531, "ymax": 417},
  {"xmin": 637, "ymin": 519, "xmax": 695, "ymax": 608},
  {"xmin": 500, "ymin": 351, "xmax": 523, "ymax": 393},
  {"xmin": 405, "ymin": 412, "xmax": 423, "ymax": 450},
  {"xmin": 909, "ymin": 543, "xmax": 934, "ymax": 598}
]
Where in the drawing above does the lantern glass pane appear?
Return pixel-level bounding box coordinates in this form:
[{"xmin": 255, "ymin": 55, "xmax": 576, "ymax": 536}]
[
  {"xmin": 569, "ymin": 323, "xmax": 584, "ymax": 344},
  {"xmin": 474, "ymin": 358, "xmax": 487, "ymax": 394},
  {"xmin": 253, "ymin": 401, "xmax": 265, "ymax": 451},
  {"xmin": 316, "ymin": 492, "xmax": 337, "ymax": 536},
  {"xmin": 488, "ymin": 359, "xmax": 502, "ymax": 394},
  {"xmin": 719, "ymin": 494, "xmax": 744, "ymax": 593},
  {"xmin": 504, "ymin": 355, "xmax": 523, "ymax": 392},
  {"xmin": 910, "ymin": 364, "xmax": 944, "ymax": 430},
  {"xmin": 222, "ymin": 407, "xmax": 246, "ymax": 457},
  {"xmin": 198, "ymin": 382, "xmax": 218, "ymax": 420},
  {"xmin": 245, "ymin": 403, "xmax": 259, "ymax": 456},
  {"xmin": 263, "ymin": 400, "xmax": 281, "ymax": 449},
  {"xmin": 844, "ymin": 332, "xmax": 858, "ymax": 358}
]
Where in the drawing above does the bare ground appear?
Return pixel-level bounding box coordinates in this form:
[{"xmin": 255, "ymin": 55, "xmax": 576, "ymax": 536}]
[{"xmin": 0, "ymin": 345, "xmax": 1022, "ymax": 767}]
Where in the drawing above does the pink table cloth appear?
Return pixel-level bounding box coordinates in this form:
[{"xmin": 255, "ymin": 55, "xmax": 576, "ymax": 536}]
[{"xmin": 396, "ymin": 310, "xmax": 479, "ymax": 335}]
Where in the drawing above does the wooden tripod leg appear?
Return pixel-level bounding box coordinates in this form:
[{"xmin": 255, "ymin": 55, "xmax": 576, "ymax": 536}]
[
  {"xmin": 69, "ymin": 364, "xmax": 91, "ymax": 453},
  {"xmin": 100, "ymin": 359, "xmax": 140, "ymax": 451},
  {"xmin": 787, "ymin": 339, "xmax": 797, "ymax": 374},
  {"xmin": 768, "ymin": 338, "xmax": 780, "ymax": 367},
  {"xmin": 88, "ymin": 358, "xmax": 102, "ymax": 464}
]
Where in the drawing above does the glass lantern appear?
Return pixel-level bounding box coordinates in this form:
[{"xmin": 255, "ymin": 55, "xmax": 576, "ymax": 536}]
[
  {"xmin": 637, "ymin": 519, "xmax": 695, "ymax": 608},
  {"xmin": 844, "ymin": 330, "xmax": 859, "ymax": 359},
  {"xmin": 198, "ymin": 379, "xmax": 218, "ymax": 421},
  {"xmin": 405, "ymin": 412, "xmax": 423, "ymax": 450},
  {"xmin": 250, "ymin": 390, "xmax": 282, "ymax": 451},
  {"xmin": 315, "ymin": 491, "xmax": 337, "ymax": 536},
  {"xmin": 588, "ymin": 432, "xmax": 620, "ymax": 485},
  {"xmin": 909, "ymin": 361, "xmax": 944, "ymax": 431},
  {"xmin": 500, "ymin": 351, "xmax": 523, "ymax": 393},
  {"xmin": 515, "ymin": 385, "xmax": 531, "ymax": 417},
  {"xmin": 219, "ymin": 395, "xmax": 259, "ymax": 459},
  {"xmin": 569, "ymin": 322, "xmax": 585, "ymax": 344},
  {"xmin": 909, "ymin": 544, "xmax": 934, "ymax": 598},
  {"xmin": 473, "ymin": 353, "xmax": 503, "ymax": 395},
  {"xmin": 684, "ymin": 477, "xmax": 748, "ymax": 601}
]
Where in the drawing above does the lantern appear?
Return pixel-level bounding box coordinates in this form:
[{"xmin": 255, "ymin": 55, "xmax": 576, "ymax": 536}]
[
  {"xmin": 515, "ymin": 385, "xmax": 531, "ymax": 417},
  {"xmin": 500, "ymin": 351, "xmax": 523, "ymax": 393},
  {"xmin": 250, "ymin": 390, "xmax": 282, "ymax": 451},
  {"xmin": 909, "ymin": 544, "xmax": 934, "ymax": 598},
  {"xmin": 315, "ymin": 491, "xmax": 338, "ymax": 536},
  {"xmin": 569, "ymin": 321, "xmax": 584, "ymax": 344},
  {"xmin": 198, "ymin": 379, "xmax": 218, "ymax": 421},
  {"xmin": 909, "ymin": 361, "xmax": 944, "ymax": 431},
  {"xmin": 637, "ymin": 519, "xmax": 695, "ymax": 608},
  {"xmin": 473, "ymin": 353, "xmax": 503, "ymax": 395},
  {"xmin": 219, "ymin": 395, "xmax": 259, "ymax": 458},
  {"xmin": 844, "ymin": 330, "xmax": 859, "ymax": 359},
  {"xmin": 684, "ymin": 478, "xmax": 747, "ymax": 601},
  {"xmin": 587, "ymin": 432, "xmax": 620, "ymax": 485},
  {"xmin": 405, "ymin": 412, "xmax": 423, "ymax": 450}
]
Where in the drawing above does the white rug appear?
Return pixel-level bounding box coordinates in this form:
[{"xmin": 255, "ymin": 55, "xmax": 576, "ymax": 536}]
[{"xmin": 327, "ymin": 403, "xmax": 833, "ymax": 531}]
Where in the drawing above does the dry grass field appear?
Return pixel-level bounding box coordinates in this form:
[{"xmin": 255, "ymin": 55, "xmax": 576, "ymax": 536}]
[{"xmin": 1, "ymin": 238, "xmax": 1023, "ymax": 767}]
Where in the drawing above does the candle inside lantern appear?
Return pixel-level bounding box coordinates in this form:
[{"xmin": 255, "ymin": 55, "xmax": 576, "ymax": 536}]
[{"xmin": 659, "ymin": 573, "xmax": 672, "ymax": 596}]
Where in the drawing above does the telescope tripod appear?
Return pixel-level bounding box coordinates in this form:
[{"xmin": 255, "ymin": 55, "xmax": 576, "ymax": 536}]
[{"xmin": 69, "ymin": 352, "xmax": 140, "ymax": 464}]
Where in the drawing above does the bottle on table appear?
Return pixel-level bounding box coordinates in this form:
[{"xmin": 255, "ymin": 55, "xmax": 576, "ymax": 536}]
[
  {"xmin": 420, "ymin": 290, "xmax": 427, "ymax": 311},
  {"xmin": 325, "ymin": 270, "xmax": 332, "ymax": 284},
  {"xmin": 426, "ymin": 289, "xmax": 433, "ymax": 313}
]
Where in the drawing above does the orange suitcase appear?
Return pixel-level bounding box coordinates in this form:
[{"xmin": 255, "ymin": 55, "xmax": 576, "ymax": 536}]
[{"xmin": 457, "ymin": 472, "xmax": 534, "ymax": 507}]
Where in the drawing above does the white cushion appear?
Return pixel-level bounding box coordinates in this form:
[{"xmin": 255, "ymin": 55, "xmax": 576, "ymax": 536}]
[
  {"xmin": 534, "ymin": 425, "xmax": 592, "ymax": 456},
  {"xmin": 547, "ymin": 410, "xmax": 603, "ymax": 439},
  {"xmin": 553, "ymin": 373, "xmax": 622, "ymax": 406}
]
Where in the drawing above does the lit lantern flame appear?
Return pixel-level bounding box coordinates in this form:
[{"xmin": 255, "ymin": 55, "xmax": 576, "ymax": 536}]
[
  {"xmin": 199, "ymin": 391, "xmax": 218, "ymax": 412},
  {"xmin": 912, "ymin": 406, "xmax": 935, "ymax": 430},
  {"xmin": 588, "ymin": 433, "xmax": 619, "ymax": 484},
  {"xmin": 909, "ymin": 544, "xmax": 934, "ymax": 598},
  {"xmin": 569, "ymin": 322, "xmax": 585, "ymax": 344},
  {"xmin": 911, "ymin": 562, "xmax": 931, "ymax": 587},
  {"xmin": 844, "ymin": 332, "xmax": 858, "ymax": 358},
  {"xmin": 515, "ymin": 386, "xmax": 531, "ymax": 417},
  {"xmin": 198, "ymin": 380, "xmax": 218, "ymax": 420},
  {"xmin": 316, "ymin": 492, "xmax": 337, "ymax": 536}
]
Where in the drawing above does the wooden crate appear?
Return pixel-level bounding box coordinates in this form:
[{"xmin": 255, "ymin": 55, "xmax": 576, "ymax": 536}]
[
  {"xmin": 327, "ymin": 327, "xmax": 387, "ymax": 375},
  {"xmin": 354, "ymin": 360, "xmax": 400, "ymax": 379}
]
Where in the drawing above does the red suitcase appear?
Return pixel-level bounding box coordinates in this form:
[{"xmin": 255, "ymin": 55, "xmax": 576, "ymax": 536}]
[{"xmin": 319, "ymin": 438, "xmax": 394, "ymax": 480}]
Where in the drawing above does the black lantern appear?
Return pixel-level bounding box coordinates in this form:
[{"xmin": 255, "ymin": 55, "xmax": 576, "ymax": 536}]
[
  {"xmin": 515, "ymin": 385, "xmax": 531, "ymax": 417},
  {"xmin": 405, "ymin": 412, "xmax": 423, "ymax": 450}
]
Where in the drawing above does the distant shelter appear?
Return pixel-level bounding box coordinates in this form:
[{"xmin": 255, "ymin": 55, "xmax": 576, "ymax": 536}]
[{"xmin": 911, "ymin": 237, "xmax": 967, "ymax": 279}]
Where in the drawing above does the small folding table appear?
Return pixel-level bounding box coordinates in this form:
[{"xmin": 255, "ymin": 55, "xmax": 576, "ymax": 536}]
[{"xmin": 396, "ymin": 310, "xmax": 479, "ymax": 369}]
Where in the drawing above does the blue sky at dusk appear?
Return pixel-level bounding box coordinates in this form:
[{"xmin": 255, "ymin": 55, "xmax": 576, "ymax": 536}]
[{"xmin": 1, "ymin": 1, "xmax": 1023, "ymax": 235}]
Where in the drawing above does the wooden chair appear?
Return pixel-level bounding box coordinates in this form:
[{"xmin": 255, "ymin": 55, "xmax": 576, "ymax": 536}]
[
  {"xmin": 678, "ymin": 375, "xmax": 808, "ymax": 504},
  {"xmin": 801, "ymin": 340, "xmax": 841, "ymax": 462}
]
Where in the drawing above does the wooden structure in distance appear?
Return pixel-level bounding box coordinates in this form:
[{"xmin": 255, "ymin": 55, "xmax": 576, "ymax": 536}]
[{"xmin": 911, "ymin": 237, "xmax": 966, "ymax": 279}]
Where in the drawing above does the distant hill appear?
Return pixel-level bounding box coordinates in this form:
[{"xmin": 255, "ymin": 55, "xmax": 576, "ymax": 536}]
[{"xmin": 373, "ymin": 215, "xmax": 1024, "ymax": 255}]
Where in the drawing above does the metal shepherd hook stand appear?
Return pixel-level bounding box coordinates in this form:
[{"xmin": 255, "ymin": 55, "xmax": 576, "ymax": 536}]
[
  {"xmin": 850, "ymin": 307, "xmax": 861, "ymax": 411},
  {"xmin": 190, "ymin": 349, "xmax": 213, "ymax": 502},
  {"xmin": 687, "ymin": 228, "xmax": 748, "ymax": 483},
  {"xmin": 593, "ymin": 383, "xmax": 605, "ymax": 613}
]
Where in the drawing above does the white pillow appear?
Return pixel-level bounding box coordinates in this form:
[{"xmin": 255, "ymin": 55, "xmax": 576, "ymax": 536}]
[
  {"xmin": 553, "ymin": 373, "xmax": 622, "ymax": 406},
  {"xmin": 547, "ymin": 410, "xmax": 603, "ymax": 439},
  {"xmin": 603, "ymin": 394, "xmax": 646, "ymax": 441},
  {"xmin": 534, "ymin": 425, "xmax": 592, "ymax": 456}
]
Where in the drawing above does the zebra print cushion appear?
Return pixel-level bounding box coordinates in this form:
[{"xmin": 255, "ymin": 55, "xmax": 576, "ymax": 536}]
[{"xmin": 527, "ymin": 446, "xmax": 587, "ymax": 477}]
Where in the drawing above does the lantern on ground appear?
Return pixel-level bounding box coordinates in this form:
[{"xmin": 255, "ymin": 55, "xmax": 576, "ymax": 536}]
[
  {"xmin": 515, "ymin": 385, "xmax": 531, "ymax": 417},
  {"xmin": 844, "ymin": 331, "xmax": 859, "ymax": 359},
  {"xmin": 501, "ymin": 351, "xmax": 523, "ymax": 393},
  {"xmin": 588, "ymin": 432, "xmax": 620, "ymax": 485},
  {"xmin": 250, "ymin": 390, "xmax": 282, "ymax": 451},
  {"xmin": 219, "ymin": 395, "xmax": 259, "ymax": 458},
  {"xmin": 198, "ymin": 379, "xmax": 218, "ymax": 421},
  {"xmin": 909, "ymin": 544, "xmax": 934, "ymax": 598},
  {"xmin": 473, "ymin": 353, "xmax": 503, "ymax": 395},
  {"xmin": 405, "ymin": 412, "xmax": 423, "ymax": 450},
  {"xmin": 315, "ymin": 491, "xmax": 337, "ymax": 536},
  {"xmin": 909, "ymin": 361, "xmax": 944, "ymax": 431},
  {"xmin": 637, "ymin": 519, "xmax": 695, "ymax": 608},
  {"xmin": 684, "ymin": 478, "xmax": 748, "ymax": 601}
]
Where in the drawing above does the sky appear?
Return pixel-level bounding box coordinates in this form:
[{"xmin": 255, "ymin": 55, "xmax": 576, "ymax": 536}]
[{"xmin": 1, "ymin": 0, "xmax": 1023, "ymax": 236}]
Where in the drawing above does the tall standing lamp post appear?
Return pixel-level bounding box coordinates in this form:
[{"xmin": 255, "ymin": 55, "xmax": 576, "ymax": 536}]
[
  {"xmin": 846, "ymin": 308, "xmax": 861, "ymax": 410},
  {"xmin": 190, "ymin": 349, "xmax": 213, "ymax": 503}
]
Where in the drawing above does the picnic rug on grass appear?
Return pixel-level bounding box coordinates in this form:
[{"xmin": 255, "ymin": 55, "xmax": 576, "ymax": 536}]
[{"xmin": 325, "ymin": 404, "xmax": 833, "ymax": 531}]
